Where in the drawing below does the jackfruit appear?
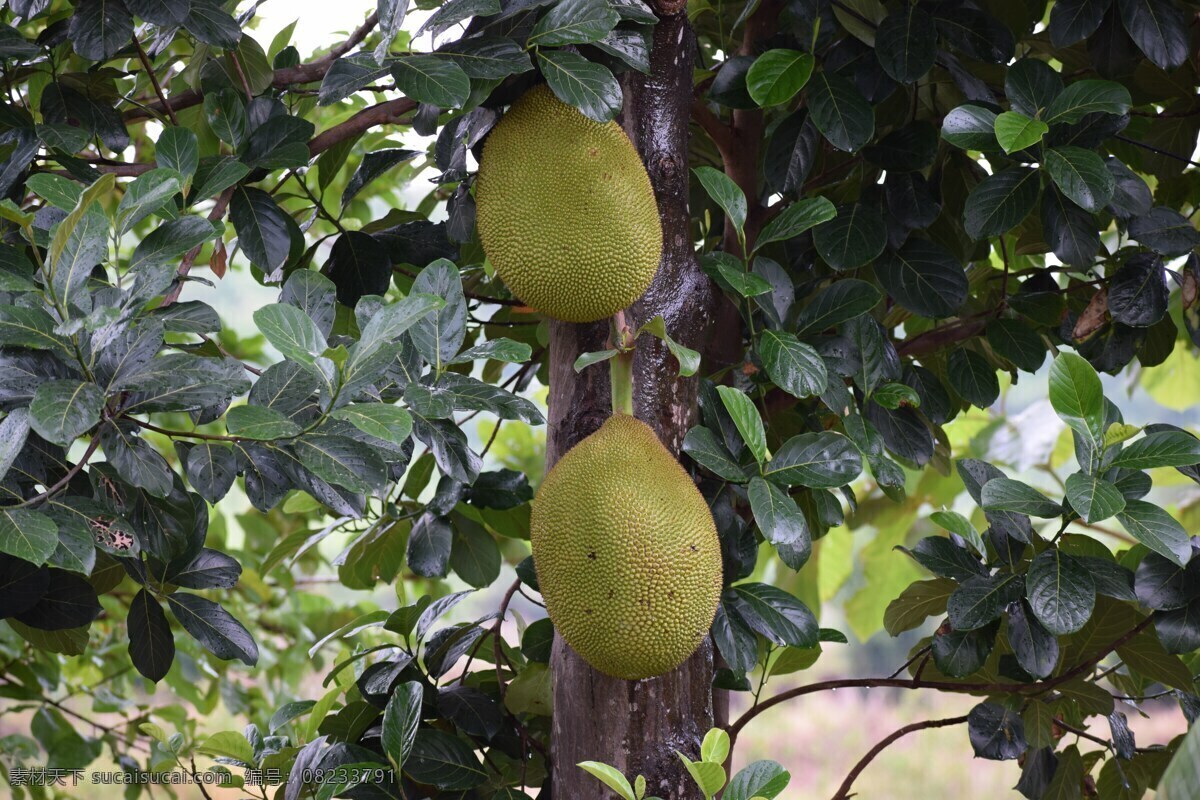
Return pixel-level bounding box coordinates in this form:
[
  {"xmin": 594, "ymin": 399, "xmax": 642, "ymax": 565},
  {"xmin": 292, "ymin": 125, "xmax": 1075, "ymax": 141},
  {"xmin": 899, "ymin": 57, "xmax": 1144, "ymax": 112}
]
[
  {"xmin": 530, "ymin": 415, "xmax": 722, "ymax": 680},
  {"xmin": 475, "ymin": 85, "xmax": 662, "ymax": 323}
]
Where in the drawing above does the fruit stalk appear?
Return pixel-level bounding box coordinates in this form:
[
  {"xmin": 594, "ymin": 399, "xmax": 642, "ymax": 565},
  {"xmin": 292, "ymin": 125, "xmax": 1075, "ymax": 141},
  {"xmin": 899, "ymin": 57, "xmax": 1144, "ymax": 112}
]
[{"xmin": 610, "ymin": 311, "xmax": 635, "ymax": 416}]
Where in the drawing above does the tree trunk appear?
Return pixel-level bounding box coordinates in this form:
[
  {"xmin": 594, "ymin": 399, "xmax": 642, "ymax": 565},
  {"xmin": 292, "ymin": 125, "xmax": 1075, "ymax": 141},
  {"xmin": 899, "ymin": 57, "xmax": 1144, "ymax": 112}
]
[{"xmin": 547, "ymin": 9, "xmax": 717, "ymax": 799}]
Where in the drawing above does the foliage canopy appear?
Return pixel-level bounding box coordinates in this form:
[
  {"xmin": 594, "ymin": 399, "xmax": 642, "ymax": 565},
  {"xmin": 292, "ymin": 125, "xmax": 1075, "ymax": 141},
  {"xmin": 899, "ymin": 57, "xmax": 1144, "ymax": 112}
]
[{"xmin": 1, "ymin": 0, "xmax": 1199, "ymax": 797}]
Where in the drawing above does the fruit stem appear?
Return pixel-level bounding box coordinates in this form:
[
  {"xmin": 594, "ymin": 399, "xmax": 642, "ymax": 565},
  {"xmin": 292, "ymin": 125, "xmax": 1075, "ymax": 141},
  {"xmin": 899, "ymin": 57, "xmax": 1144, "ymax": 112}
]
[{"xmin": 610, "ymin": 311, "xmax": 635, "ymax": 416}]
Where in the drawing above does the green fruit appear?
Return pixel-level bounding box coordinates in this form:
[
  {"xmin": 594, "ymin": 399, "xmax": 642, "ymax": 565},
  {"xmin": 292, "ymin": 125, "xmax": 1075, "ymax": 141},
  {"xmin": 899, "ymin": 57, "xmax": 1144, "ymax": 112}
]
[
  {"xmin": 531, "ymin": 415, "xmax": 722, "ymax": 680},
  {"xmin": 475, "ymin": 85, "xmax": 662, "ymax": 324}
]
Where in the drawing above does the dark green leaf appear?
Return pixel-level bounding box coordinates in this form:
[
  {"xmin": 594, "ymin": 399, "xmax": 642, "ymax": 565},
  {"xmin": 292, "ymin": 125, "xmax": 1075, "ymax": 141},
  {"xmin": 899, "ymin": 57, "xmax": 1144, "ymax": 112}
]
[
  {"xmin": 528, "ymin": 0, "xmax": 617, "ymax": 46},
  {"xmin": 0, "ymin": 509, "xmax": 59, "ymax": 565},
  {"xmin": 963, "ymin": 167, "xmax": 1040, "ymax": 240},
  {"xmin": 437, "ymin": 37, "xmax": 533, "ymax": 80},
  {"xmin": 986, "ymin": 319, "xmax": 1046, "ymax": 372},
  {"xmin": 682, "ymin": 426, "xmax": 748, "ymax": 482},
  {"xmin": 1110, "ymin": 430, "xmax": 1200, "ymax": 470},
  {"xmin": 946, "ymin": 349, "xmax": 999, "ymax": 409},
  {"xmin": 728, "ymin": 582, "xmax": 818, "ymax": 648},
  {"xmin": 875, "ymin": 5, "xmax": 936, "ymax": 83},
  {"xmin": 807, "ymin": 71, "xmax": 874, "ymax": 153},
  {"xmin": 156, "ymin": 127, "xmax": 199, "ymax": 180},
  {"xmin": 968, "ymin": 702, "xmax": 1026, "ymax": 761},
  {"xmin": 1043, "ymin": 80, "xmax": 1131, "ymax": 124},
  {"xmin": 230, "ymin": 187, "xmax": 295, "ymax": 274},
  {"xmin": 382, "ymin": 681, "xmax": 423, "ymax": 769},
  {"xmin": 1007, "ymin": 601, "xmax": 1060, "ymax": 679},
  {"xmin": 1117, "ymin": 500, "xmax": 1191, "ymax": 567},
  {"xmin": 748, "ymin": 477, "xmax": 811, "ymax": 562},
  {"xmin": 693, "ymin": 166, "xmax": 748, "ymax": 236},
  {"xmin": 755, "ymin": 197, "xmax": 835, "ymax": 249},
  {"xmin": 1118, "ymin": 0, "xmax": 1189, "ymax": 70},
  {"xmin": 1050, "ymin": 0, "xmax": 1108, "ymax": 46},
  {"xmin": 759, "ymin": 329, "xmax": 828, "ymax": 399},
  {"xmin": 128, "ymin": 588, "xmax": 174, "ymax": 682},
  {"xmin": 1128, "ymin": 207, "xmax": 1200, "ymax": 257},
  {"xmin": 405, "ymin": 729, "xmax": 487, "ymax": 790},
  {"xmin": 941, "ymin": 105, "xmax": 999, "ymax": 151},
  {"xmin": 1044, "ymin": 147, "xmax": 1114, "ymax": 212},
  {"xmin": 935, "ymin": 8, "xmax": 1014, "ymax": 63},
  {"xmin": 13, "ymin": 569, "xmax": 101, "ymax": 631},
  {"xmin": 392, "ymin": 55, "xmax": 470, "ymax": 109},
  {"xmin": 166, "ymin": 593, "xmax": 257, "ymax": 665},
  {"xmin": 29, "ymin": 379, "xmax": 104, "ymax": 446},
  {"xmin": 981, "ymin": 477, "xmax": 1062, "ymax": 518},
  {"xmin": 764, "ymin": 432, "xmax": 862, "ymax": 488},
  {"xmin": 536, "ymin": 49, "xmax": 621, "ymax": 122},
  {"xmin": 1027, "ymin": 549, "xmax": 1095, "ymax": 635},
  {"xmin": 68, "ymin": 0, "xmax": 132, "ymax": 61},
  {"xmin": 812, "ymin": 203, "xmax": 886, "ymax": 271},
  {"xmin": 875, "ymin": 239, "xmax": 968, "ymax": 318},
  {"xmin": 948, "ymin": 573, "xmax": 1022, "ymax": 631},
  {"xmin": 794, "ymin": 279, "xmax": 881, "ymax": 335}
]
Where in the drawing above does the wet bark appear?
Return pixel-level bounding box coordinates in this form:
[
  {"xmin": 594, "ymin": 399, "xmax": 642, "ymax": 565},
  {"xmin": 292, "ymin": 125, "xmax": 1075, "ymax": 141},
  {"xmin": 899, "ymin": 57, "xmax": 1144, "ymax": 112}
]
[{"xmin": 546, "ymin": 9, "xmax": 717, "ymax": 799}]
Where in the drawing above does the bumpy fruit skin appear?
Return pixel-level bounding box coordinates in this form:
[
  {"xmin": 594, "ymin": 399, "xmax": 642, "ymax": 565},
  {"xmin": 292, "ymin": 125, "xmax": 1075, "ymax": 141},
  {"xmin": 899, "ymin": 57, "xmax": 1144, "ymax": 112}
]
[
  {"xmin": 475, "ymin": 85, "xmax": 662, "ymax": 323},
  {"xmin": 530, "ymin": 415, "xmax": 722, "ymax": 680}
]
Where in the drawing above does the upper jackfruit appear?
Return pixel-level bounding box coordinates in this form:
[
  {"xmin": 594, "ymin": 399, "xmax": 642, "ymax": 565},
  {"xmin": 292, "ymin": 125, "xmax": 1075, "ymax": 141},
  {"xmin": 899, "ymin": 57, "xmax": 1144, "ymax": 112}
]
[
  {"xmin": 530, "ymin": 415, "xmax": 722, "ymax": 680},
  {"xmin": 475, "ymin": 85, "xmax": 662, "ymax": 323}
]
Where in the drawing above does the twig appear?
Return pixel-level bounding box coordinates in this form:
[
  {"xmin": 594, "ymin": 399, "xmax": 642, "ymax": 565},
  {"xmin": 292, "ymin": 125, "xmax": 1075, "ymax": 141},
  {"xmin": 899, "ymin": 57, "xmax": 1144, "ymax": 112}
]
[
  {"xmin": 161, "ymin": 186, "xmax": 235, "ymax": 307},
  {"xmin": 132, "ymin": 34, "xmax": 178, "ymax": 126},
  {"xmin": 18, "ymin": 436, "xmax": 102, "ymax": 507},
  {"xmin": 1115, "ymin": 135, "xmax": 1200, "ymax": 168},
  {"xmin": 830, "ymin": 716, "xmax": 969, "ymax": 800}
]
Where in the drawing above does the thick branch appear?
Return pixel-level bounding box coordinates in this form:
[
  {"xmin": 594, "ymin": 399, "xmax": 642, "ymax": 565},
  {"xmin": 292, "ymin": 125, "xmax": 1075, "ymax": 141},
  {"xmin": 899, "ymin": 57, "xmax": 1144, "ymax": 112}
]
[
  {"xmin": 831, "ymin": 716, "xmax": 969, "ymax": 800},
  {"xmin": 308, "ymin": 97, "xmax": 416, "ymax": 156}
]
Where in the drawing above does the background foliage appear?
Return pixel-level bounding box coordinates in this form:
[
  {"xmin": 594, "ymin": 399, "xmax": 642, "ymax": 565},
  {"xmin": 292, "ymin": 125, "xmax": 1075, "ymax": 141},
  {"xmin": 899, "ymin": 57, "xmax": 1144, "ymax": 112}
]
[{"xmin": 0, "ymin": 0, "xmax": 1199, "ymax": 797}]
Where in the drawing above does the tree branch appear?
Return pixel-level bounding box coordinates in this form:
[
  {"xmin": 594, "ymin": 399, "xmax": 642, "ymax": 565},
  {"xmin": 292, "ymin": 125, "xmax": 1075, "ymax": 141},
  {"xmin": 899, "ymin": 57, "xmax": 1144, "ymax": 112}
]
[
  {"xmin": 727, "ymin": 616, "xmax": 1153, "ymax": 743},
  {"xmin": 690, "ymin": 99, "xmax": 734, "ymax": 158},
  {"xmin": 307, "ymin": 97, "xmax": 417, "ymax": 156},
  {"xmin": 831, "ymin": 716, "xmax": 969, "ymax": 800},
  {"xmin": 123, "ymin": 12, "xmax": 380, "ymax": 122}
]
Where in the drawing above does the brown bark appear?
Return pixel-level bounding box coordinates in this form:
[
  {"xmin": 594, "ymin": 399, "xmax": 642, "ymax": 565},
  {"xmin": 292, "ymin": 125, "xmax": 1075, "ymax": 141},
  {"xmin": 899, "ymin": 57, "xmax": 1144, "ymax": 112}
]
[{"xmin": 547, "ymin": 11, "xmax": 718, "ymax": 799}]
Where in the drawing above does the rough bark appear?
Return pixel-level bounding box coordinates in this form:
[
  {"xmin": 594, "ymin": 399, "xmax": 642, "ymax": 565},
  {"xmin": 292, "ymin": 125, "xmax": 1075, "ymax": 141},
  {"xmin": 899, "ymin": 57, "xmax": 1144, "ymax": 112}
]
[{"xmin": 547, "ymin": 10, "xmax": 717, "ymax": 799}]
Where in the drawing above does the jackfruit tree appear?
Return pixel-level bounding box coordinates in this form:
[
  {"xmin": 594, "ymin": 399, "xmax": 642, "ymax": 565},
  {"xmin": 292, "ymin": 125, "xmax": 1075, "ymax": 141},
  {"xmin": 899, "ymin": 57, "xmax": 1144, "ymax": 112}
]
[{"xmin": 2, "ymin": 0, "xmax": 1200, "ymax": 798}]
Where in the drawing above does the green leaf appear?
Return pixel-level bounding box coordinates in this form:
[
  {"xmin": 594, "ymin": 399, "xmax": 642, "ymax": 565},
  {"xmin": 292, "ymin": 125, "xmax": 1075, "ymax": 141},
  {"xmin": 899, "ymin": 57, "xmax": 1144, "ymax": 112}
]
[
  {"xmin": 678, "ymin": 754, "xmax": 726, "ymax": 800},
  {"xmin": 196, "ymin": 731, "xmax": 254, "ymax": 764},
  {"xmin": 156, "ymin": 127, "xmax": 199, "ymax": 181},
  {"xmin": 981, "ymin": 477, "xmax": 1062, "ymax": 518},
  {"xmin": 1065, "ymin": 472, "xmax": 1125, "ymax": 523},
  {"xmin": 1117, "ymin": 500, "xmax": 1192, "ymax": 567},
  {"xmin": 27, "ymin": 174, "xmax": 82, "ymax": 210},
  {"xmin": 948, "ymin": 573, "xmax": 1022, "ymax": 631},
  {"xmin": 537, "ymin": 49, "xmax": 621, "ymax": 122},
  {"xmin": 578, "ymin": 762, "xmax": 636, "ymax": 800},
  {"xmin": 405, "ymin": 729, "xmax": 486, "ymax": 790},
  {"xmin": 985, "ymin": 319, "xmax": 1046, "ymax": 372},
  {"xmin": 700, "ymin": 728, "xmax": 730, "ymax": 765},
  {"xmin": 116, "ymin": 169, "xmax": 183, "ymax": 234},
  {"xmin": 946, "ymin": 348, "xmax": 999, "ymax": 408},
  {"xmin": 682, "ymin": 426, "xmax": 749, "ymax": 482},
  {"xmin": 1116, "ymin": 630, "xmax": 1195, "ymax": 692},
  {"xmin": 993, "ymin": 111, "xmax": 1047, "ymax": 154},
  {"xmin": 693, "ymin": 166, "xmax": 747, "ymax": 236},
  {"xmin": 725, "ymin": 760, "xmax": 791, "ymax": 800},
  {"xmin": 230, "ymin": 187, "xmax": 295, "ymax": 274},
  {"xmin": 764, "ymin": 432, "xmax": 862, "ymax": 488},
  {"xmin": 941, "ymin": 105, "xmax": 1000, "ymax": 150},
  {"xmin": 637, "ymin": 316, "xmax": 700, "ymax": 377},
  {"xmin": 225, "ymin": 405, "xmax": 301, "ymax": 440},
  {"xmin": 382, "ymin": 681, "xmax": 423, "ymax": 771},
  {"xmin": 1109, "ymin": 431, "xmax": 1200, "ymax": 470},
  {"xmin": 291, "ymin": 434, "xmax": 387, "ymax": 494},
  {"xmin": 1048, "ymin": 352, "xmax": 1105, "ymax": 445},
  {"xmin": 1159, "ymin": 717, "xmax": 1200, "ymax": 800},
  {"xmin": 1026, "ymin": 549, "xmax": 1095, "ymax": 635},
  {"xmin": 129, "ymin": 217, "xmax": 220, "ymax": 272},
  {"xmin": 0, "ymin": 508, "xmax": 59, "ymax": 564},
  {"xmin": 1043, "ymin": 79, "xmax": 1131, "ymax": 124},
  {"xmin": 1043, "ymin": 147, "xmax": 1115, "ymax": 212},
  {"xmin": 1118, "ymin": 0, "xmax": 1189, "ymax": 71},
  {"xmin": 874, "ymin": 239, "xmax": 968, "ymax": 319},
  {"xmin": 874, "ymin": 5, "xmax": 936, "ymax": 83},
  {"xmin": 729, "ymin": 582, "xmax": 819, "ymax": 648},
  {"xmin": 754, "ymin": 197, "xmax": 836, "ymax": 250},
  {"xmin": 963, "ymin": 167, "xmax": 1040, "ymax": 239},
  {"xmin": 332, "ymin": 404, "xmax": 413, "ymax": 445},
  {"xmin": 746, "ymin": 49, "xmax": 814, "ymax": 106},
  {"xmin": 712, "ymin": 258, "xmax": 772, "ymax": 297},
  {"xmin": 807, "ymin": 71, "xmax": 874, "ymax": 152},
  {"xmin": 29, "ymin": 379, "xmax": 105, "ymax": 446},
  {"xmin": 529, "ymin": 0, "xmax": 619, "ymax": 46},
  {"xmin": 812, "ymin": 203, "xmax": 887, "ymax": 271},
  {"xmin": 759, "ymin": 329, "xmax": 828, "ymax": 399},
  {"xmin": 929, "ymin": 510, "xmax": 986, "ymax": 555},
  {"xmin": 748, "ymin": 477, "xmax": 810, "ymax": 557},
  {"xmin": 884, "ymin": 577, "xmax": 956, "ymax": 636},
  {"xmin": 254, "ymin": 303, "xmax": 329, "ymax": 366},
  {"xmin": 0, "ymin": 408, "xmax": 31, "ymax": 483},
  {"xmin": 166, "ymin": 593, "xmax": 258, "ymax": 665},
  {"xmin": 574, "ymin": 349, "xmax": 619, "ymax": 371},
  {"xmin": 68, "ymin": 0, "xmax": 132, "ymax": 60},
  {"xmin": 716, "ymin": 386, "xmax": 767, "ymax": 464},
  {"xmin": 391, "ymin": 55, "xmax": 471, "ymax": 109},
  {"xmin": 794, "ymin": 279, "xmax": 881, "ymax": 335}
]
